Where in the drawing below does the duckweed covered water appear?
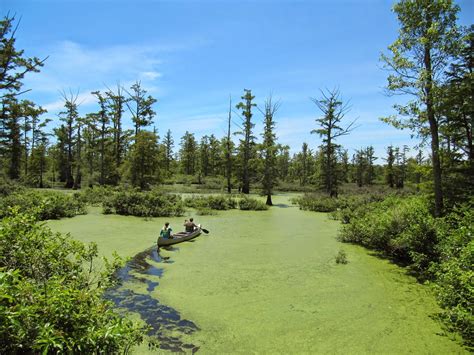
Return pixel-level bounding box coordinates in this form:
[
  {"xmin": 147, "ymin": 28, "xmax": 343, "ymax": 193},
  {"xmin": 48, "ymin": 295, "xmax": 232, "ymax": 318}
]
[{"xmin": 48, "ymin": 195, "xmax": 466, "ymax": 354}]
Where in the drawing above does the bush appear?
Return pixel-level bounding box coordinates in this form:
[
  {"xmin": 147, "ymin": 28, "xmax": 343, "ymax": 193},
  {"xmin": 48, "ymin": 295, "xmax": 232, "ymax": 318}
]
[
  {"xmin": 184, "ymin": 194, "xmax": 237, "ymax": 210},
  {"xmin": 196, "ymin": 207, "xmax": 217, "ymax": 216},
  {"xmin": 292, "ymin": 192, "xmax": 387, "ymax": 216},
  {"xmin": 103, "ymin": 189, "xmax": 184, "ymax": 217},
  {"xmin": 338, "ymin": 195, "xmax": 473, "ymax": 346},
  {"xmin": 0, "ymin": 190, "xmax": 86, "ymax": 220},
  {"xmin": 238, "ymin": 197, "xmax": 269, "ymax": 211},
  {"xmin": 0, "ymin": 210, "xmax": 144, "ymax": 353},
  {"xmin": 0, "ymin": 176, "xmax": 24, "ymax": 197},
  {"xmin": 339, "ymin": 196, "xmax": 438, "ymax": 276},
  {"xmin": 335, "ymin": 249, "xmax": 348, "ymax": 264},
  {"xmin": 433, "ymin": 207, "xmax": 473, "ymax": 346},
  {"xmin": 78, "ymin": 185, "xmax": 118, "ymax": 206}
]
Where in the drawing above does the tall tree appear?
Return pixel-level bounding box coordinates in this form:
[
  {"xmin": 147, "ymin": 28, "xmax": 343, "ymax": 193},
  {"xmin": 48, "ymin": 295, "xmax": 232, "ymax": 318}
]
[
  {"xmin": 236, "ymin": 89, "xmax": 256, "ymax": 194},
  {"xmin": 0, "ymin": 15, "xmax": 46, "ymax": 179},
  {"xmin": 126, "ymin": 81, "xmax": 156, "ymax": 137},
  {"xmin": 0, "ymin": 14, "xmax": 46, "ymax": 98},
  {"xmin": 162, "ymin": 129, "xmax": 174, "ymax": 174},
  {"xmin": 2, "ymin": 96, "xmax": 22, "ymax": 179},
  {"xmin": 440, "ymin": 25, "xmax": 473, "ymax": 162},
  {"xmin": 381, "ymin": 0, "xmax": 460, "ymax": 216},
  {"xmin": 311, "ymin": 89, "xmax": 356, "ymax": 196},
  {"xmin": 260, "ymin": 96, "xmax": 280, "ymax": 206},
  {"xmin": 225, "ymin": 96, "xmax": 233, "ymax": 193},
  {"xmin": 128, "ymin": 130, "xmax": 160, "ymax": 189},
  {"xmin": 58, "ymin": 92, "xmax": 79, "ymax": 188},
  {"xmin": 29, "ymin": 128, "xmax": 49, "ymax": 188},
  {"xmin": 106, "ymin": 84, "xmax": 127, "ymax": 174},
  {"xmin": 199, "ymin": 135, "xmax": 210, "ymax": 177},
  {"xmin": 91, "ymin": 91, "xmax": 111, "ymax": 185},
  {"xmin": 179, "ymin": 131, "xmax": 197, "ymax": 175},
  {"xmin": 385, "ymin": 145, "xmax": 396, "ymax": 188}
]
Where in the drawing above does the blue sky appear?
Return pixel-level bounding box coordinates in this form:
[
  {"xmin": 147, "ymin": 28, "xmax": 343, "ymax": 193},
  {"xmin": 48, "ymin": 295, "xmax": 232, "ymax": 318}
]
[{"xmin": 3, "ymin": 0, "xmax": 473, "ymax": 159}]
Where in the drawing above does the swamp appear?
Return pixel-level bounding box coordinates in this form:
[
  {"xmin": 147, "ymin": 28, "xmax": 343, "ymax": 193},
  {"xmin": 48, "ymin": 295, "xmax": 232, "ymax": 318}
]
[{"xmin": 48, "ymin": 195, "xmax": 468, "ymax": 353}]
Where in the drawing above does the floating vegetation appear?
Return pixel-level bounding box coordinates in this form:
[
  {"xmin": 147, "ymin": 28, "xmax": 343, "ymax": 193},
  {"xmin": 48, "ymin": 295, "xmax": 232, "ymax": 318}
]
[{"xmin": 104, "ymin": 247, "xmax": 200, "ymax": 353}]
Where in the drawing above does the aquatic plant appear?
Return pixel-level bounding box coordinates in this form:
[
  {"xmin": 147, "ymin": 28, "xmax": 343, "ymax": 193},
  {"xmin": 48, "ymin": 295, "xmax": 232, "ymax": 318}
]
[{"xmin": 335, "ymin": 249, "xmax": 348, "ymax": 264}]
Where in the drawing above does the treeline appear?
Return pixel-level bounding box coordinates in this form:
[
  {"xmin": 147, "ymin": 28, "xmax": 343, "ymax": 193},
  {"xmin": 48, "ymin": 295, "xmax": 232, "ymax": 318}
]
[
  {"xmin": 4, "ymin": 14, "xmax": 472, "ymax": 209},
  {"xmin": 1, "ymin": 6, "xmax": 473, "ymax": 210}
]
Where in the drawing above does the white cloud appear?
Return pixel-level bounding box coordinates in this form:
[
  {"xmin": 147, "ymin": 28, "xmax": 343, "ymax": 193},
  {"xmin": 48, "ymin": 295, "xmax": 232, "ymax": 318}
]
[
  {"xmin": 24, "ymin": 40, "xmax": 170, "ymax": 114},
  {"xmin": 43, "ymin": 90, "xmax": 96, "ymax": 112},
  {"xmin": 140, "ymin": 71, "xmax": 162, "ymax": 80}
]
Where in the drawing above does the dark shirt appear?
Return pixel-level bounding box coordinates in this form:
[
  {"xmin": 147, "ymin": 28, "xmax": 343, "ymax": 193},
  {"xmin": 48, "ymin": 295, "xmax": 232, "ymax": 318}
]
[
  {"xmin": 184, "ymin": 221, "xmax": 197, "ymax": 233},
  {"xmin": 160, "ymin": 227, "xmax": 172, "ymax": 239}
]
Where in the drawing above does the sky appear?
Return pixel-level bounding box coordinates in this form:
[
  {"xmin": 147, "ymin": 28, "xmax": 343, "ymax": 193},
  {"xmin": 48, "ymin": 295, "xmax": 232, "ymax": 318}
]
[{"xmin": 2, "ymin": 0, "xmax": 473, "ymax": 159}]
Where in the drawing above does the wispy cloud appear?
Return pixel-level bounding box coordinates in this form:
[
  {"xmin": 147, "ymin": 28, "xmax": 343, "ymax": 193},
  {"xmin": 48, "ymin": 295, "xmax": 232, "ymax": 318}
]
[{"xmin": 23, "ymin": 39, "xmax": 208, "ymax": 115}]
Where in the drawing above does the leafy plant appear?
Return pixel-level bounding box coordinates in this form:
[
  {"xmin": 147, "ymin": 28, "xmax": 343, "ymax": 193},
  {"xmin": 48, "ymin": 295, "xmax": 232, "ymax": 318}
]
[
  {"xmin": 103, "ymin": 188, "xmax": 184, "ymax": 217},
  {"xmin": 0, "ymin": 190, "xmax": 86, "ymax": 220},
  {"xmin": 0, "ymin": 209, "xmax": 145, "ymax": 353},
  {"xmin": 335, "ymin": 249, "xmax": 348, "ymax": 264},
  {"xmin": 238, "ymin": 197, "xmax": 269, "ymax": 211}
]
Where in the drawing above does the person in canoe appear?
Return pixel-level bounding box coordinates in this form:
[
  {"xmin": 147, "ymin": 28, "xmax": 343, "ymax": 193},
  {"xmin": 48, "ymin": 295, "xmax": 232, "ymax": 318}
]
[
  {"xmin": 160, "ymin": 222, "xmax": 173, "ymax": 239},
  {"xmin": 183, "ymin": 218, "xmax": 198, "ymax": 233}
]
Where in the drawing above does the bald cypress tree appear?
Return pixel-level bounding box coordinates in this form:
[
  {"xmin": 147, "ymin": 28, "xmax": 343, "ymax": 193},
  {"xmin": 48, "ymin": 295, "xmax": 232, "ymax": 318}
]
[
  {"xmin": 260, "ymin": 96, "xmax": 280, "ymax": 206},
  {"xmin": 236, "ymin": 89, "xmax": 256, "ymax": 194}
]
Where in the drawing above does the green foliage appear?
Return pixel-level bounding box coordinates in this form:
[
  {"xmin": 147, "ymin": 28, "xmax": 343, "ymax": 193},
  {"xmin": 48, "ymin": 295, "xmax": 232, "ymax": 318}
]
[
  {"xmin": 433, "ymin": 207, "xmax": 473, "ymax": 346},
  {"xmin": 339, "ymin": 196, "xmax": 438, "ymax": 276},
  {"xmin": 335, "ymin": 249, "xmax": 348, "ymax": 264},
  {"xmin": 0, "ymin": 190, "xmax": 86, "ymax": 220},
  {"xmin": 196, "ymin": 207, "xmax": 218, "ymax": 216},
  {"xmin": 293, "ymin": 194, "xmax": 339, "ymax": 212},
  {"xmin": 235, "ymin": 89, "xmax": 257, "ymax": 194},
  {"xmin": 238, "ymin": 196, "xmax": 269, "ymax": 211},
  {"xmin": 79, "ymin": 185, "xmax": 119, "ymax": 206},
  {"xmin": 293, "ymin": 191, "xmax": 388, "ymax": 216},
  {"xmin": 0, "ymin": 176, "xmax": 24, "ymax": 197},
  {"xmin": 0, "ymin": 210, "xmax": 144, "ymax": 353},
  {"xmin": 184, "ymin": 194, "xmax": 268, "ymax": 211},
  {"xmin": 184, "ymin": 194, "xmax": 237, "ymax": 210},
  {"xmin": 128, "ymin": 131, "xmax": 161, "ymax": 189},
  {"xmin": 338, "ymin": 194, "xmax": 473, "ymax": 345},
  {"xmin": 102, "ymin": 189, "xmax": 184, "ymax": 217}
]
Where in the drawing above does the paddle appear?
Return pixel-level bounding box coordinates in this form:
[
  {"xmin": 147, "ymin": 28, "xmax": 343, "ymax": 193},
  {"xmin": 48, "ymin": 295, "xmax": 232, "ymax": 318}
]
[{"xmin": 201, "ymin": 228, "xmax": 209, "ymax": 234}]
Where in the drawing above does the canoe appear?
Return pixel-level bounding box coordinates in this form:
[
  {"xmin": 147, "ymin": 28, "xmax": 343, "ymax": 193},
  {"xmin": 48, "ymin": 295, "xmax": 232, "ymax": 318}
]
[{"xmin": 157, "ymin": 225, "xmax": 202, "ymax": 247}]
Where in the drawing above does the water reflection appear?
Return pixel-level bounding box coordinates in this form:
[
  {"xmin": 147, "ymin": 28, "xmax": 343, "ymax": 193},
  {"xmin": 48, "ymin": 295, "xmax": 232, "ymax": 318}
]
[{"xmin": 104, "ymin": 247, "xmax": 200, "ymax": 353}]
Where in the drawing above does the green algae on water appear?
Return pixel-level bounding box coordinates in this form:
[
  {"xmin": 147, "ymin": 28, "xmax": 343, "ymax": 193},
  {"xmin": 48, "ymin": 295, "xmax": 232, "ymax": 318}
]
[{"xmin": 48, "ymin": 195, "xmax": 467, "ymax": 354}]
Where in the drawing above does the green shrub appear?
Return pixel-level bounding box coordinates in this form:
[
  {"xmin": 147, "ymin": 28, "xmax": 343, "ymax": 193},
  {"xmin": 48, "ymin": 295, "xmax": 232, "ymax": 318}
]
[
  {"xmin": 433, "ymin": 207, "xmax": 473, "ymax": 346},
  {"xmin": 0, "ymin": 190, "xmax": 86, "ymax": 220},
  {"xmin": 335, "ymin": 249, "xmax": 348, "ymax": 264},
  {"xmin": 78, "ymin": 185, "xmax": 118, "ymax": 206},
  {"xmin": 292, "ymin": 193, "xmax": 339, "ymax": 212},
  {"xmin": 0, "ymin": 176, "xmax": 24, "ymax": 197},
  {"xmin": 0, "ymin": 210, "xmax": 144, "ymax": 353},
  {"xmin": 435, "ymin": 240, "xmax": 474, "ymax": 346},
  {"xmin": 184, "ymin": 194, "xmax": 237, "ymax": 210},
  {"xmin": 338, "ymin": 196, "xmax": 473, "ymax": 346},
  {"xmin": 104, "ymin": 189, "xmax": 184, "ymax": 217},
  {"xmin": 196, "ymin": 207, "xmax": 217, "ymax": 216},
  {"xmin": 339, "ymin": 196, "xmax": 438, "ymax": 277},
  {"xmin": 238, "ymin": 197, "xmax": 269, "ymax": 211},
  {"xmin": 293, "ymin": 193, "xmax": 387, "ymax": 215}
]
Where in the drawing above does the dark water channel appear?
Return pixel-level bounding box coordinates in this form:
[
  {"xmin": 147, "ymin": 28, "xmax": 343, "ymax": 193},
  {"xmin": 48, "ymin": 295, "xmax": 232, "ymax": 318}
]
[{"xmin": 104, "ymin": 247, "xmax": 200, "ymax": 353}]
